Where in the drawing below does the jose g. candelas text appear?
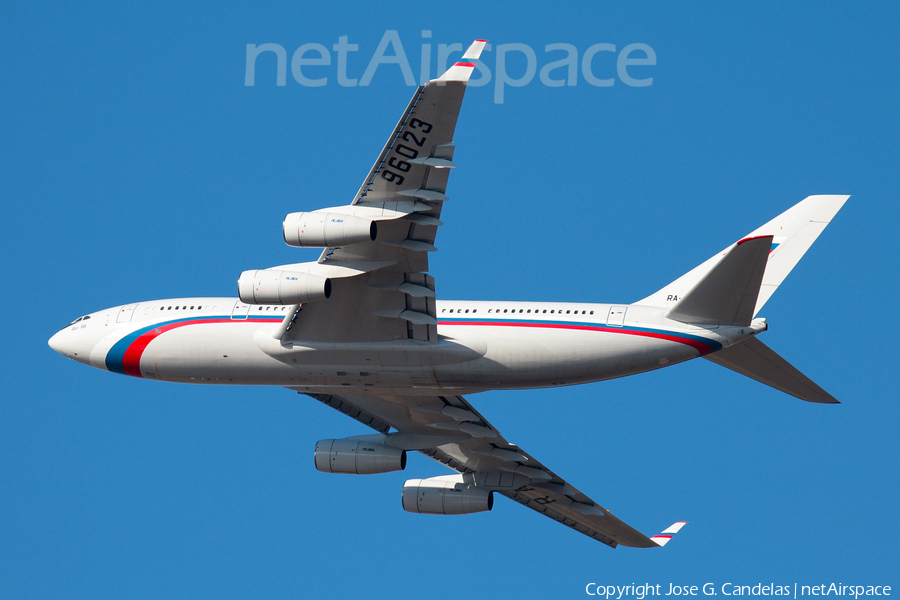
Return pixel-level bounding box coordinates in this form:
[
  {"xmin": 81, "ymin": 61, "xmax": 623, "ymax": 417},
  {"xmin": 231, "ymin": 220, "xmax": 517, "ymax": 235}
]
[{"xmin": 585, "ymin": 583, "xmax": 892, "ymax": 599}]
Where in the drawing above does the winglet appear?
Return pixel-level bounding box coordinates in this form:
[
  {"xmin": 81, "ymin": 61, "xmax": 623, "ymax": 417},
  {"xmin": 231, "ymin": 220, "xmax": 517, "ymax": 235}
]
[
  {"xmin": 462, "ymin": 40, "xmax": 487, "ymax": 59},
  {"xmin": 436, "ymin": 40, "xmax": 486, "ymax": 82},
  {"xmin": 650, "ymin": 521, "xmax": 687, "ymax": 547}
]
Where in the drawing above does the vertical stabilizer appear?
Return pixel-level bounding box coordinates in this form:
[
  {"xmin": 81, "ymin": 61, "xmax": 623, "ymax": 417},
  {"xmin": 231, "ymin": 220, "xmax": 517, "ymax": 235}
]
[
  {"xmin": 744, "ymin": 195, "xmax": 848, "ymax": 315},
  {"xmin": 638, "ymin": 195, "xmax": 849, "ymax": 316}
]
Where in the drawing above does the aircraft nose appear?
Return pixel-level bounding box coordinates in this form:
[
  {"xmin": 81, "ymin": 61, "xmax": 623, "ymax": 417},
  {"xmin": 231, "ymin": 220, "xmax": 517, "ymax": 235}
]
[
  {"xmin": 49, "ymin": 329, "xmax": 73, "ymax": 356},
  {"xmin": 48, "ymin": 328, "xmax": 91, "ymax": 364}
]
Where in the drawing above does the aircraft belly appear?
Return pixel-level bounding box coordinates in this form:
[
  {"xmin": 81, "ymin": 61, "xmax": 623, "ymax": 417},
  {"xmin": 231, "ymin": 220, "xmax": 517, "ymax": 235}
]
[
  {"xmin": 126, "ymin": 322, "xmax": 475, "ymax": 387},
  {"xmin": 106, "ymin": 317, "xmax": 709, "ymax": 391},
  {"xmin": 137, "ymin": 323, "xmax": 288, "ymax": 384},
  {"xmin": 434, "ymin": 325, "xmax": 702, "ymax": 389}
]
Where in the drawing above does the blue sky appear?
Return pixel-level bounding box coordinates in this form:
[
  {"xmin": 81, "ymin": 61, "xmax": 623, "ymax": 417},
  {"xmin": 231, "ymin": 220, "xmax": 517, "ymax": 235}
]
[{"xmin": 3, "ymin": 1, "xmax": 899, "ymax": 598}]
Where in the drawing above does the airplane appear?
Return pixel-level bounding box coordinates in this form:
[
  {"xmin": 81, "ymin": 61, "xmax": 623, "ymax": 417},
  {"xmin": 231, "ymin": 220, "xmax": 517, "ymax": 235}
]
[{"xmin": 48, "ymin": 40, "xmax": 847, "ymax": 549}]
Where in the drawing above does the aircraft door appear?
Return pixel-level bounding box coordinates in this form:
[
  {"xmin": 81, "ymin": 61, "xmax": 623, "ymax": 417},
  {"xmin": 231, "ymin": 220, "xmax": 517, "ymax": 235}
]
[
  {"xmin": 607, "ymin": 306, "xmax": 627, "ymax": 327},
  {"xmin": 231, "ymin": 301, "xmax": 250, "ymax": 320},
  {"xmin": 116, "ymin": 304, "xmax": 138, "ymax": 323}
]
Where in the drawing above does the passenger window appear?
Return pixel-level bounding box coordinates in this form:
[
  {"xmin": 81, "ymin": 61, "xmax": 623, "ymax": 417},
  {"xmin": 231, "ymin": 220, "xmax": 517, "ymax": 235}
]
[
  {"xmin": 503, "ymin": 309, "xmax": 508, "ymax": 313},
  {"xmin": 465, "ymin": 309, "xmax": 469, "ymax": 313},
  {"xmin": 590, "ymin": 311, "xmax": 594, "ymax": 315},
  {"xmin": 566, "ymin": 310, "xmax": 571, "ymax": 314}
]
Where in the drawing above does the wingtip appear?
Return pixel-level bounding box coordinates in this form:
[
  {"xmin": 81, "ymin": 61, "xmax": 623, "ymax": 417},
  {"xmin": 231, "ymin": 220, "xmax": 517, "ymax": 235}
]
[
  {"xmin": 650, "ymin": 521, "xmax": 687, "ymax": 547},
  {"xmin": 461, "ymin": 39, "xmax": 488, "ymax": 61}
]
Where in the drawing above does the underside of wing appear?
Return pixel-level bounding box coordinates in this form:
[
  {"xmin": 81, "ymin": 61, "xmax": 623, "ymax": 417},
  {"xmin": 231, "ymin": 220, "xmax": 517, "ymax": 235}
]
[
  {"xmin": 297, "ymin": 389, "xmax": 684, "ymax": 549},
  {"xmin": 276, "ymin": 43, "xmax": 487, "ymax": 345}
]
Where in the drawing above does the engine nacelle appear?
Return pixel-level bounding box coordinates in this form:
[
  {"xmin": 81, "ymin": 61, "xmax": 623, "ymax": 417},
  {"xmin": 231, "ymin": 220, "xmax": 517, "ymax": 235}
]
[
  {"xmin": 237, "ymin": 270, "xmax": 331, "ymax": 305},
  {"xmin": 402, "ymin": 475, "xmax": 494, "ymax": 515},
  {"xmin": 314, "ymin": 439, "xmax": 407, "ymax": 475},
  {"xmin": 283, "ymin": 212, "xmax": 377, "ymax": 248}
]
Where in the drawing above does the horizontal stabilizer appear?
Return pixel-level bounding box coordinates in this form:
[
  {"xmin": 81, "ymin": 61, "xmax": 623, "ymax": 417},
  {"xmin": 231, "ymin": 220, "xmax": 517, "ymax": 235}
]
[
  {"xmin": 666, "ymin": 236, "xmax": 772, "ymax": 326},
  {"xmin": 704, "ymin": 337, "xmax": 838, "ymax": 404}
]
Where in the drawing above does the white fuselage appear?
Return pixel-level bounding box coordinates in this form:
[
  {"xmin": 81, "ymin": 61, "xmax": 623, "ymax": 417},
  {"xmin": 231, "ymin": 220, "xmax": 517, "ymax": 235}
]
[{"xmin": 49, "ymin": 298, "xmax": 761, "ymax": 395}]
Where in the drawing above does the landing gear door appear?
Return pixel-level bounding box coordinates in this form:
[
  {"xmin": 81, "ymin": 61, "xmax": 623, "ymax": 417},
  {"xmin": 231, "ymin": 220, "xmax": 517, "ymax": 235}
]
[
  {"xmin": 607, "ymin": 306, "xmax": 627, "ymax": 327},
  {"xmin": 116, "ymin": 304, "xmax": 138, "ymax": 323}
]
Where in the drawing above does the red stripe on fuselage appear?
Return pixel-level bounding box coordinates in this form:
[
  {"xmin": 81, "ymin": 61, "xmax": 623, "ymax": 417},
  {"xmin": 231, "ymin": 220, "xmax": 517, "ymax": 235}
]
[
  {"xmin": 121, "ymin": 318, "xmax": 236, "ymax": 377},
  {"xmin": 438, "ymin": 321, "xmax": 716, "ymax": 355}
]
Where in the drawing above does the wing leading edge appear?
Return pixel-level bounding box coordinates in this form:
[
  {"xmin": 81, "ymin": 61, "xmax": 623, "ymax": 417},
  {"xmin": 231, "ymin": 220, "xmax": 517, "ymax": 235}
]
[{"xmin": 300, "ymin": 389, "xmax": 685, "ymax": 549}]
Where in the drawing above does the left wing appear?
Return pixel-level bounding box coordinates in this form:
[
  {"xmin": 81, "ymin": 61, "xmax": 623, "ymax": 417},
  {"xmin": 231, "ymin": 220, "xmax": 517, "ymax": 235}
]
[
  {"xmin": 302, "ymin": 390, "xmax": 685, "ymax": 548},
  {"xmin": 281, "ymin": 40, "xmax": 487, "ymax": 345}
]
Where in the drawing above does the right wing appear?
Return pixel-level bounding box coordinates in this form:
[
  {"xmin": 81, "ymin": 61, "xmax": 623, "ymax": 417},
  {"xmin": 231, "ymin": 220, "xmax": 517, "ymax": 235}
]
[
  {"xmin": 281, "ymin": 40, "xmax": 487, "ymax": 345},
  {"xmin": 303, "ymin": 390, "xmax": 685, "ymax": 549}
]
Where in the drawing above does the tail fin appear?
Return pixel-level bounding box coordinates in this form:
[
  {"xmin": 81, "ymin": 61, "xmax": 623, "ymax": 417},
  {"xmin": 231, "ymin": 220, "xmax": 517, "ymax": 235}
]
[
  {"xmin": 638, "ymin": 195, "xmax": 849, "ymax": 317},
  {"xmin": 704, "ymin": 337, "xmax": 838, "ymax": 404}
]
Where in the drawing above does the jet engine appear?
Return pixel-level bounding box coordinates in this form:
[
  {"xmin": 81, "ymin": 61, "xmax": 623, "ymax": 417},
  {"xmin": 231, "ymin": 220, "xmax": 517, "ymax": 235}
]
[
  {"xmin": 237, "ymin": 270, "xmax": 331, "ymax": 305},
  {"xmin": 402, "ymin": 475, "xmax": 494, "ymax": 515},
  {"xmin": 314, "ymin": 438, "xmax": 407, "ymax": 475},
  {"xmin": 283, "ymin": 212, "xmax": 377, "ymax": 248}
]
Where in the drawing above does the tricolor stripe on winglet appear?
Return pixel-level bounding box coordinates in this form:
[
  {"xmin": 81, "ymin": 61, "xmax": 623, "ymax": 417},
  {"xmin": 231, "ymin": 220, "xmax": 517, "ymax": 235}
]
[
  {"xmin": 650, "ymin": 521, "xmax": 687, "ymax": 547},
  {"xmin": 436, "ymin": 39, "xmax": 486, "ymax": 82}
]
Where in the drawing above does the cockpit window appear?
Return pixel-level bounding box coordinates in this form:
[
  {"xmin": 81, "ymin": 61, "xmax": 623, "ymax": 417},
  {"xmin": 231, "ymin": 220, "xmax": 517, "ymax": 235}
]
[{"xmin": 64, "ymin": 315, "xmax": 90, "ymax": 328}]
